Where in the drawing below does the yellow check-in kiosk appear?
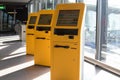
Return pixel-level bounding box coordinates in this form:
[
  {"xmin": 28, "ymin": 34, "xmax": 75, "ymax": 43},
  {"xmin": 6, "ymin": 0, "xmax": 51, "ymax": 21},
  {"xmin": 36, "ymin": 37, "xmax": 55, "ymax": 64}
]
[
  {"xmin": 34, "ymin": 10, "xmax": 54, "ymax": 66},
  {"xmin": 51, "ymin": 3, "xmax": 85, "ymax": 80},
  {"xmin": 26, "ymin": 13, "xmax": 38, "ymax": 55}
]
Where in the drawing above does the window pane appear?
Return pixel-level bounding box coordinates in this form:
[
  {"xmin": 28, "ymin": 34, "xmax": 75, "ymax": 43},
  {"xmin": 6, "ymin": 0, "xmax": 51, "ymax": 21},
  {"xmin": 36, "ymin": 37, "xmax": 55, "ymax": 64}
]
[
  {"xmin": 54, "ymin": 0, "xmax": 64, "ymax": 9},
  {"xmin": 0, "ymin": 11, "xmax": 3, "ymax": 31},
  {"xmin": 101, "ymin": 0, "xmax": 120, "ymax": 70},
  {"xmin": 84, "ymin": 0, "xmax": 96, "ymax": 5},
  {"xmin": 47, "ymin": 0, "xmax": 53, "ymax": 9},
  {"xmin": 64, "ymin": 0, "xmax": 76, "ymax": 3},
  {"xmin": 108, "ymin": 0, "xmax": 120, "ymax": 8},
  {"xmin": 40, "ymin": 0, "xmax": 46, "ymax": 9},
  {"xmin": 30, "ymin": 4, "xmax": 34, "ymax": 13},
  {"xmin": 84, "ymin": 0, "xmax": 97, "ymax": 59}
]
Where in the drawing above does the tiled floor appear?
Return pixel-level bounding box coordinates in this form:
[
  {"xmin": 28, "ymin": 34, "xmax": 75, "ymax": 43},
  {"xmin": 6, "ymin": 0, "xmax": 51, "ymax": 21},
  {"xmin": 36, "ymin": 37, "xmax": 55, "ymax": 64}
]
[{"xmin": 0, "ymin": 35, "xmax": 120, "ymax": 80}]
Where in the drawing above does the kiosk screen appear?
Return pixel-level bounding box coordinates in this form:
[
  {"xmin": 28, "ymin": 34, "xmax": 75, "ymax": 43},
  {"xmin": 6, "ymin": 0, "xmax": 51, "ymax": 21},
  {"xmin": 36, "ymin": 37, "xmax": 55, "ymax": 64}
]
[
  {"xmin": 38, "ymin": 14, "xmax": 52, "ymax": 25},
  {"xmin": 29, "ymin": 16, "xmax": 37, "ymax": 24},
  {"xmin": 56, "ymin": 10, "xmax": 80, "ymax": 26}
]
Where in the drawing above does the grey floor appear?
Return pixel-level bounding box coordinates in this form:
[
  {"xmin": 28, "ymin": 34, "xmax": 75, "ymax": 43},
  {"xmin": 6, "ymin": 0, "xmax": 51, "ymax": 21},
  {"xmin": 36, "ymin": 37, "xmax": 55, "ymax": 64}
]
[{"xmin": 0, "ymin": 35, "xmax": 120, "ymax": 80}]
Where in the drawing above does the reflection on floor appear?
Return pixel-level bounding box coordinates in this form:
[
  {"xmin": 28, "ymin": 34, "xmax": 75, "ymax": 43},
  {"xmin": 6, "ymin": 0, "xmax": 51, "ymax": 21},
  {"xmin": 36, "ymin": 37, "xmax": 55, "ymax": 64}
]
[{"xmin": 0, "ymin": 35, "xmax": 120, "ymax": 80}]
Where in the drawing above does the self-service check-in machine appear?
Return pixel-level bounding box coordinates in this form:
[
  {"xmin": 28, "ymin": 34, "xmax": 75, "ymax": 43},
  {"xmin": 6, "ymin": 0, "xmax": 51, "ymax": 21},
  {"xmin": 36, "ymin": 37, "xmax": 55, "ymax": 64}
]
[
  {"xmin": 51, "ymin": 3, "xmax": 85, "ymax": 80},
  {"xmin": 26, "ymin": 13, "xmax": 38, "ymax": 55},
  {"xmin": 34, "ymin": 10, "xmax": 54, "ymax": 66}
]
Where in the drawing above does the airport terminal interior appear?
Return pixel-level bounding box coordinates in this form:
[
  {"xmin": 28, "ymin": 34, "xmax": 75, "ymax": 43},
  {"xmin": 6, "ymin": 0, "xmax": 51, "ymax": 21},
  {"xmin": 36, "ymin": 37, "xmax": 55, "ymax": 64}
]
[{"xmin": 0, "ymin": 0, "xmax": 120, "ymax": 80}]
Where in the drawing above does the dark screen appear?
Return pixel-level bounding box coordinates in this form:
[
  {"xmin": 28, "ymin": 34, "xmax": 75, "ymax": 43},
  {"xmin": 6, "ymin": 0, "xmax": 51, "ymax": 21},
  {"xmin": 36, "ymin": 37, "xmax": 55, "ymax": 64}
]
[
  {"xmin": 38, "ymin": 14, "xmax": 52, "ymax": 25},
  {"xmin": 29, "ymin": 16, "xmax": 37, "ymax": 24},
  {"xmin": 56, "ymin": 10, "xmax": 80, "ymax": 26}
]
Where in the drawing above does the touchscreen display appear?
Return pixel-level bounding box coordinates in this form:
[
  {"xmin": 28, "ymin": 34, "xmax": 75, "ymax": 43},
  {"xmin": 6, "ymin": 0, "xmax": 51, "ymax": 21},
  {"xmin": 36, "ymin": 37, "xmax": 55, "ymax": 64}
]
[
  {"xmin": 29, "ymin": 16, "xmax": 37, "ymax": 24},
  {"xmin": 38, "ymin": 14, "xmax": 52, "ymax": 25},
  {"xmin": 56, "ymin": 10, "xmax": 80, "ymax": 26}
]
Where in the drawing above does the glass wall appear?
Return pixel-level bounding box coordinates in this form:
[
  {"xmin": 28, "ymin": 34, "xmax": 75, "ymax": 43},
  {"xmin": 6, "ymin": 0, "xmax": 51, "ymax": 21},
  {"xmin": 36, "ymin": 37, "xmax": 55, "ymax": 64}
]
[
  {"xmin": 64, "ymin": 0, "xmax": 76, "ymax": 3},
  {"xmin": 47, "ymin": 0, "xmax": 53, "ymax": 9},
  {"xmin": 30, "ymin": 3, "xmax": 34, "ymax": 13},
  {"xmin": 37, "ymin": 0, "xmax": 46, "ymax": 10},
  {"xmin": 84, "ymin": 0, "xmax": 97, "ymax": 58},
  {"xmin": 3, "ymin": 13, "xmax": 7, "ymax": 31},
  {"xmin": 0, "ymin": 11, "xmax": 15, "ymax": 32},
  {"xmin": 41, "ymin": 0, "xmax": 46, "ymax": 9},
  {"xmin": 0, "ymin": 11, "xmax": 3, "ymax": 31},
  {"xmin": 84, "ymin": 0, "xmax": 96, "ymax": 5},
  {"xmin": 54, "ymin": 0, "xmax": 64, "ymax": 8},
  {"xmin": 8, "ymin": 15, "xmax": 14, "ymax": 31},
  {"xmin": 101, "ymin": 0, "xmax": 120, "ymax": 70}
]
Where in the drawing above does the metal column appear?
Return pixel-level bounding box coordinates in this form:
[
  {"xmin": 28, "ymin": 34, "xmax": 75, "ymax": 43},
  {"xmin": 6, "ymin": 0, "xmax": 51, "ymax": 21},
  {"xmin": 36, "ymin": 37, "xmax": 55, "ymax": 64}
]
[
  {"xmin": 96, "ymin": 0, "xmax": 108, "ymax": 60},
  {"xmin": 101, "ymin": 0, "xmax": 108, "ymax": 53}
]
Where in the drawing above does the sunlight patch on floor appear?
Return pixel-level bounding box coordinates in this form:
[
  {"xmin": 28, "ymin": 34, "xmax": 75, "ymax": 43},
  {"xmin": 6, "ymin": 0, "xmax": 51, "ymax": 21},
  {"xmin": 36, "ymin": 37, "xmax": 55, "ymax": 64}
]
[
  {"xmin": 0, "ymin": 60, "xmax": 34, "ymax": 77},
  {"xmin": 10, "ymin": 47, "xmax": 26, "ymax": 55},
  {"xmin": 0, "ymin": 45, "xmax": 9, "ymax": 50},
  {"xmin": 1, "ymin": 53, "xmax": 26, "ymax": 60}
]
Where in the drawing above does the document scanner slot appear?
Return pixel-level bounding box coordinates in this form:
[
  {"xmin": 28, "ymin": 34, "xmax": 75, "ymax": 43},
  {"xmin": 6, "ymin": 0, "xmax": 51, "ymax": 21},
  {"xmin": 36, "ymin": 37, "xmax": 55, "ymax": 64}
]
[
  {"xmin": 36, "ymin": 37, "xmax": 46, "ymax": 39},
  {"xmin": 27, "ymin": 33, "xmax": 34, "ymax": 35},
  {"xmin": 54, "ymin": 29, "xmax": 78, "ymax": 35},
  {"xmin": 36, "ymin": 27, "xmax": 51, "ymax": 31},
  {"xmin": 54, "ymin": 45, "xmax": 69, "ymax": 49},
  {"xmin": 28, "ymin": 26, "xmax": 34, "ymax": 29}
]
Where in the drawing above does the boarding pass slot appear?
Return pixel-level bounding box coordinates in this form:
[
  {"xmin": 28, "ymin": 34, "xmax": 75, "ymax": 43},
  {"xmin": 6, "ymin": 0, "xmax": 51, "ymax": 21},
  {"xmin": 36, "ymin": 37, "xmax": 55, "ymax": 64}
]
[
  {"xmin": 27, "ymin": 33, "xmax": 34, "ymax": 35},
  {"xmin": 36, "ymin": 37, "xmax": 46, "ymax": 39},
  {"xmin": 54, "ymin": 45, "xmax": 69, "ymax": 49}
]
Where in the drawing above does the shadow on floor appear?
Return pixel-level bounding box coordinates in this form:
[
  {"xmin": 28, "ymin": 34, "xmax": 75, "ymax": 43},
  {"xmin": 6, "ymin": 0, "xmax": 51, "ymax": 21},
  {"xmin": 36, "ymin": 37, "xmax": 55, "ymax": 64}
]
[
  {"xmin": 0, "ymin": 41, "xmax": 24, "ymax": 60},
  {"xmin": 0, "ymin": 55, "xmax": 33, "ymax": 70},
  {"xmin": 0, "ymin": 65, "xmax": 50, "ymax": 80}
]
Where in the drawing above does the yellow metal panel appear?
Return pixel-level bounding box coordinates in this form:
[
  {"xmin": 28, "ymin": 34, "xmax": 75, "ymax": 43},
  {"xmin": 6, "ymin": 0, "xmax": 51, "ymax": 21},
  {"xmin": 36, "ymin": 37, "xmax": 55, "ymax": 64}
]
[
  {"xmin": 34, "ymin": 10, "xmax": 54, "ymax": 66},
  {"xmin": 52, "ymin": 42, "xmax": 79, "ymax": 80},
  {"xmin": 26, "ymin": 12, "xmax": 39, "ymax": 55},
  {"xmin": 26, "ymin": 35, "xmax": 35, "ymax": 55},
  {"xmin": 51, "ymin": 3, "xmax": 86, "ymax": 80},
  {"xmin": 34, "ymin": 39, "xmax": 50, "ymax": 66}
]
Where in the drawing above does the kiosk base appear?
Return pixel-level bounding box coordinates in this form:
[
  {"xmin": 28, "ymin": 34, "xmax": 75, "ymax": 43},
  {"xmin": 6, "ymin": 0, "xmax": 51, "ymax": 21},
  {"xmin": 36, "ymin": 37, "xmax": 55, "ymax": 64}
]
[
  {"xmin": 34, "ymin": 39, "xmax": 50, "ymax": 66},
  {"xmin": 26, "ymin": 35, "xmax": 34, "ymax": 55}
]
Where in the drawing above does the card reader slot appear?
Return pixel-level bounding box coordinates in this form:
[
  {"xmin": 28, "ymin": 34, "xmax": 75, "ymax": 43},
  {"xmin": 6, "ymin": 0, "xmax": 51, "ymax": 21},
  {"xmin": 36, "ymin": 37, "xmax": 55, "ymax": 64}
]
[
  {"xmin": 28, "ymin": 26, "xmax": 34, "ymax": 29},
  {"xmin": 27, "ymin": 33, "xmax": 34, "ymax": 35},
  {"xmin": 54, "ymin": 45, "xmax": 69, "ymax": 49},
  {"xmin": 36, "ymin": 37, "xmax": 46, "ymax": 39},
  {"xmin": 54, "ymin": 29, "xmax": 78, "ymax": 35},
  {"xmin": 36, "ymin": 27, "xmax": 51, "ymax": 31}
]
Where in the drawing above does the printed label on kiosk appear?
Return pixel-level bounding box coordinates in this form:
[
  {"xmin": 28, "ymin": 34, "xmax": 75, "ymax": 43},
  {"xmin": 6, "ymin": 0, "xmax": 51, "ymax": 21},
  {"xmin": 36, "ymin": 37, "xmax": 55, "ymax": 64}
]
[
  {"xmin": 34, "ymin": 10, "xmax": 54, "ymax": 66},
  {"xmin": 26, "ymin": 13, "xmax": 38, "ymax": 55},
  {"xmin": 51, "ymin": 3, "xmax": 85, "ymax": 80}
]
